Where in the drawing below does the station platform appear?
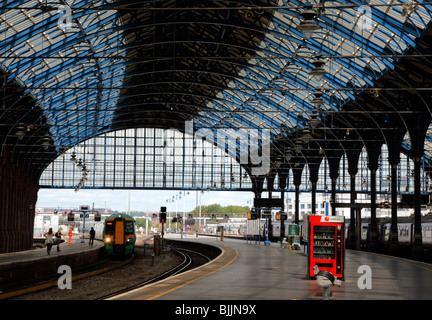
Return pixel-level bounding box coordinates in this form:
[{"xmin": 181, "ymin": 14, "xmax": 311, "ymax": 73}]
[
  {"xmin": 0, "ymin": 236, "xmax": 103, "ymax": 297},
  {"xmin": 110, "ymin": 236, "xmax": 432, "ymax": 300},
  {"xmin": 0, "ymin": 236, "xmax": 101, "ymax": 265}
]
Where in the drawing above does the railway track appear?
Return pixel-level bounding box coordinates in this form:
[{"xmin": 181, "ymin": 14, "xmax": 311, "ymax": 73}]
[{"xmin": 98, "ymin": 246, "xmax": 211, "ymax": 300}]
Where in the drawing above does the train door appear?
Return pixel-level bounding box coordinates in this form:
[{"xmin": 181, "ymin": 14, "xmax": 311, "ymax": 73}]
[{"xmin": 115, "ymin": 220, "xmax": 124, "ymax": 245}]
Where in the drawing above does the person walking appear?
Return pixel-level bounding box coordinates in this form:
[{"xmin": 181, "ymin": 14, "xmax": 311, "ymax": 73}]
[
  {"xmin": 55, "ymin": 227, "xmax": 62, "ymax": 251},
  {"xmin": 68, "ymin": 227, "xmax": 73, "ymax": 245},
  {"xmin": 89, "ymin": 227, "xmax": 95, "ymax": 246},
  {"xmin": 45, "ymin": 228, "xmax": 54, "ymax": 255}
]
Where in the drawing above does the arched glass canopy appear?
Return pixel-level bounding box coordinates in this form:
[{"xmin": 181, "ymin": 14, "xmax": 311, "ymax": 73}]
[{"xmin": 1, "ymin": 0, "xmax": 432, "ymax": 187}]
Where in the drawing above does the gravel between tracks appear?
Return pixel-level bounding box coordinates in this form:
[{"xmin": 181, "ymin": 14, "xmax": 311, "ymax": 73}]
[{"xmin": 13, "ymin": 239, "xmax": 183, "ymax": 300}]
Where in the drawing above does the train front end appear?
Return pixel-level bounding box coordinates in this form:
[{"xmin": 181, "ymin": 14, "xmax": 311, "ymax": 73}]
[{"xmin": 103, "ymin": 214, "xmax": 136, "ymax": 256}]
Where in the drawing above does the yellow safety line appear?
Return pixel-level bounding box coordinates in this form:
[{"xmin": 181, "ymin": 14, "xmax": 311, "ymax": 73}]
[
  {"xmin": 0, "ymin": 258, "xmax": 132, "ymax": 300},
  {"xmin": 147, "ymin": 247, "xmax": 239, "ymax": 300}
]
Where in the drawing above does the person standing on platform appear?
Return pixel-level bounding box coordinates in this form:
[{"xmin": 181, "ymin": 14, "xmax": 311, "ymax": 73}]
[
  {"xmin": 55, "ymin": 228, "xmax": 62, "ymax": 251},
  {"xmin": 45, "ymin": 228, "xmax": 54, "ymax": 255},
  {"xmin": 89, "ymin": 227, "xmax": 95, "ymax": 246},
  {"xmin": 68, "ymin": 227, "xmax": 73, "ymax": 245}
]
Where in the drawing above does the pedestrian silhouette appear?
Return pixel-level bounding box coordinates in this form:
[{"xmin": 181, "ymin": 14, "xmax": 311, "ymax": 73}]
[
  {"xmin": 45, "ymin": 228, "xmax": 54, "ymax": 255},
  {"xmin": 89, "ymin": 227, "xmax": 95, "ymax": 246}
]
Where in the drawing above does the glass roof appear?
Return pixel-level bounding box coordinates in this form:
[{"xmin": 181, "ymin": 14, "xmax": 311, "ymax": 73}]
[{"xmin": 1, "ymin": 0, "xmax": 432, "ymax": 156}]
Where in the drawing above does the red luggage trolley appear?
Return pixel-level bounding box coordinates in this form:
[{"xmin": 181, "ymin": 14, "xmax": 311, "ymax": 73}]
[{"xmin": 307, "ymin": 215, "xmax": 345, "ymax": 280}]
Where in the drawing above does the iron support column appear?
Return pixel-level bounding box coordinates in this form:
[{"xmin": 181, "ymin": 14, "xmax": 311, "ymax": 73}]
[
  {"xmin": 311, "ymin": 181, "xmax": 317, "ymax": 215},
  {"xmin": 369, "ymin": 168, "xmax": 378, "ymax": 252},
  {"xmin": 348, "ymin": 171, "xmax": 357, "ymax": 249},
  {"xmin": 295, "ymin": 183, "xmax": 300, "ymax": 225},
  {"xmin": 388, "ymin": 162, "xmax": 399, "ymax": 255},
  {"xmin": 331, "ymin": 177, "xmax": 337, "ymax": 216},
  {"xmin": 412, "ymin": 156, "xmax": 424, "ymax": 260}
]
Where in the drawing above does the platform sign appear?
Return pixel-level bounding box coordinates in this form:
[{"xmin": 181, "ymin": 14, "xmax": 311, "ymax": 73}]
[
  {"xmin": 254, "ymin": 198, "xmax": 283, "ymax": 208},
  {"xmin": 262, "ymin": 209, "xmax": 272, "ymax": 217},
  {"xmin": 288, "ymin": 224, "xmax": 298, "ymax": 236}
]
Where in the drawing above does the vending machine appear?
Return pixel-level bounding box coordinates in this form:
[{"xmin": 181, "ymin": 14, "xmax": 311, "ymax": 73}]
[{"xmin": 308, "ymin": 215, "xmax": 345, "ymax": 280}]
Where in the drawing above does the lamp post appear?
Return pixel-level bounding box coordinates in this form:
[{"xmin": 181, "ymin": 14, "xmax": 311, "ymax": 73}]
[{"xmin": 166, "ymin": 199, "xmax": 171, "ymax": 233}]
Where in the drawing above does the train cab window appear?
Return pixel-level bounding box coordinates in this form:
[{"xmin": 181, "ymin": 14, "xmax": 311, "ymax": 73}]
[
  {"xmin": 125, "ymin": 221, "xmax": 134, "ymax": 234},
  {"xmin": 106, "ymin": 222, "xmax": 114, "ymax": 234}
]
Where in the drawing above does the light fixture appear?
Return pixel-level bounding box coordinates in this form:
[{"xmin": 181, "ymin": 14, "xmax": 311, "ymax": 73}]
[
  {"xmin": 70, "ymin": 152, "xmax": 77, "ymax": 163},
  {"xmin": 311, "ymin": 89, "xmax": 325, "ymax": 107},
  {"xmin": 301, "ymin": 129, "xmax": 313, "ymax": 143},
  {"xmin": 41, "ymin": 137, "xmax": 51, "ymax": 150},
  {"xmin": 310, "ymin": 56, "xmax": 327, "ymax": 80},
  {"xmin": 15, "ymin": 124, "xmax": 26, "ymax": 140},
  {"xmin": 294, "ymin": 139, "xmax": 303, "ymax": 152},
  {"xmin": 309, "ymin": 113, "xmax": 320, "ymax": 129},
  {"xmin": 297, "ymin": 1, "xmax": 321, "ymax": 39},
  {"xmin": 285, "ymin": 149, "xmax": 293, "ymax": 161},
  {"xmin": 274, "ymin": 156, "xmax": 283, "ymax": 168},
  {"xmin": 370, "ymin": 88, "xmax": 380, "ymax": 98}
]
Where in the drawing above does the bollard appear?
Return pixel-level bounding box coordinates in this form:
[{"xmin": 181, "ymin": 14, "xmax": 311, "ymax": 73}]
[
  {"xmin": 313, "ymin": 265, "xmax": 341, "ymax": 300},
  {"xmin": 154, "ymin": 235, "xmax": 161, "ymax": 256},
  {"xmin": 281, "ymin": 237, "xmax": 288, "ymax": 248}
]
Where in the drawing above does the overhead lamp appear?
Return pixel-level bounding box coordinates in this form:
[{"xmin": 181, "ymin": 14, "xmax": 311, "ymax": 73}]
[
  {"xmin": 274, "ymin": 156, "xmax": 283, "ymax": 168},
  {"xmin": 297, "ymin": 2, "xmax": 321, "ymax": 39},
  {"xmin": 41, "ymin": 137, "xmax": 51, "ymax": 150},
  {"xmin": 308, "ymin": 113, "xmax": 320, "ymax": 129},
  {"xmin": 15, "ymin": 125, "xmax": 26, "ymax": 140},
  {"xmin": 70, "ymin": 152, "xmax": 77, "ymax": 163},
  {"xmin": 310, "ymin": 56, "xmax": 327, "ymax": 81},
  {"xmin": 311, "ymin": 89, "xmax": 325, "ymax": 107},
  {"xmin": 285, "ymin": 149, "xmax": 293, "ymax": 161},
  {"xmin": 301, "ymin": 129, "xmax": 313, "ymax": 143},
  {"xmin": 294, "ymin": 139, "xmax": 303, "ymax": 152}
]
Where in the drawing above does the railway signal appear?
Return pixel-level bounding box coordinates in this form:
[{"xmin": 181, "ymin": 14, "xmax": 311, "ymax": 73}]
[
  {"xmin": 160, "ymin": 206, "xmax": 167, "ymax": 223},
  {"xmin": 160, "ymin": 206, "xmax": 166, "ymax": 240}
]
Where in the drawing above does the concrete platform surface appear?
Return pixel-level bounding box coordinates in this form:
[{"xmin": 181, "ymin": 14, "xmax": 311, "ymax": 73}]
[{"xmin": 111, "ymin": 237, "xmax": 432, "ymax": 300}]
